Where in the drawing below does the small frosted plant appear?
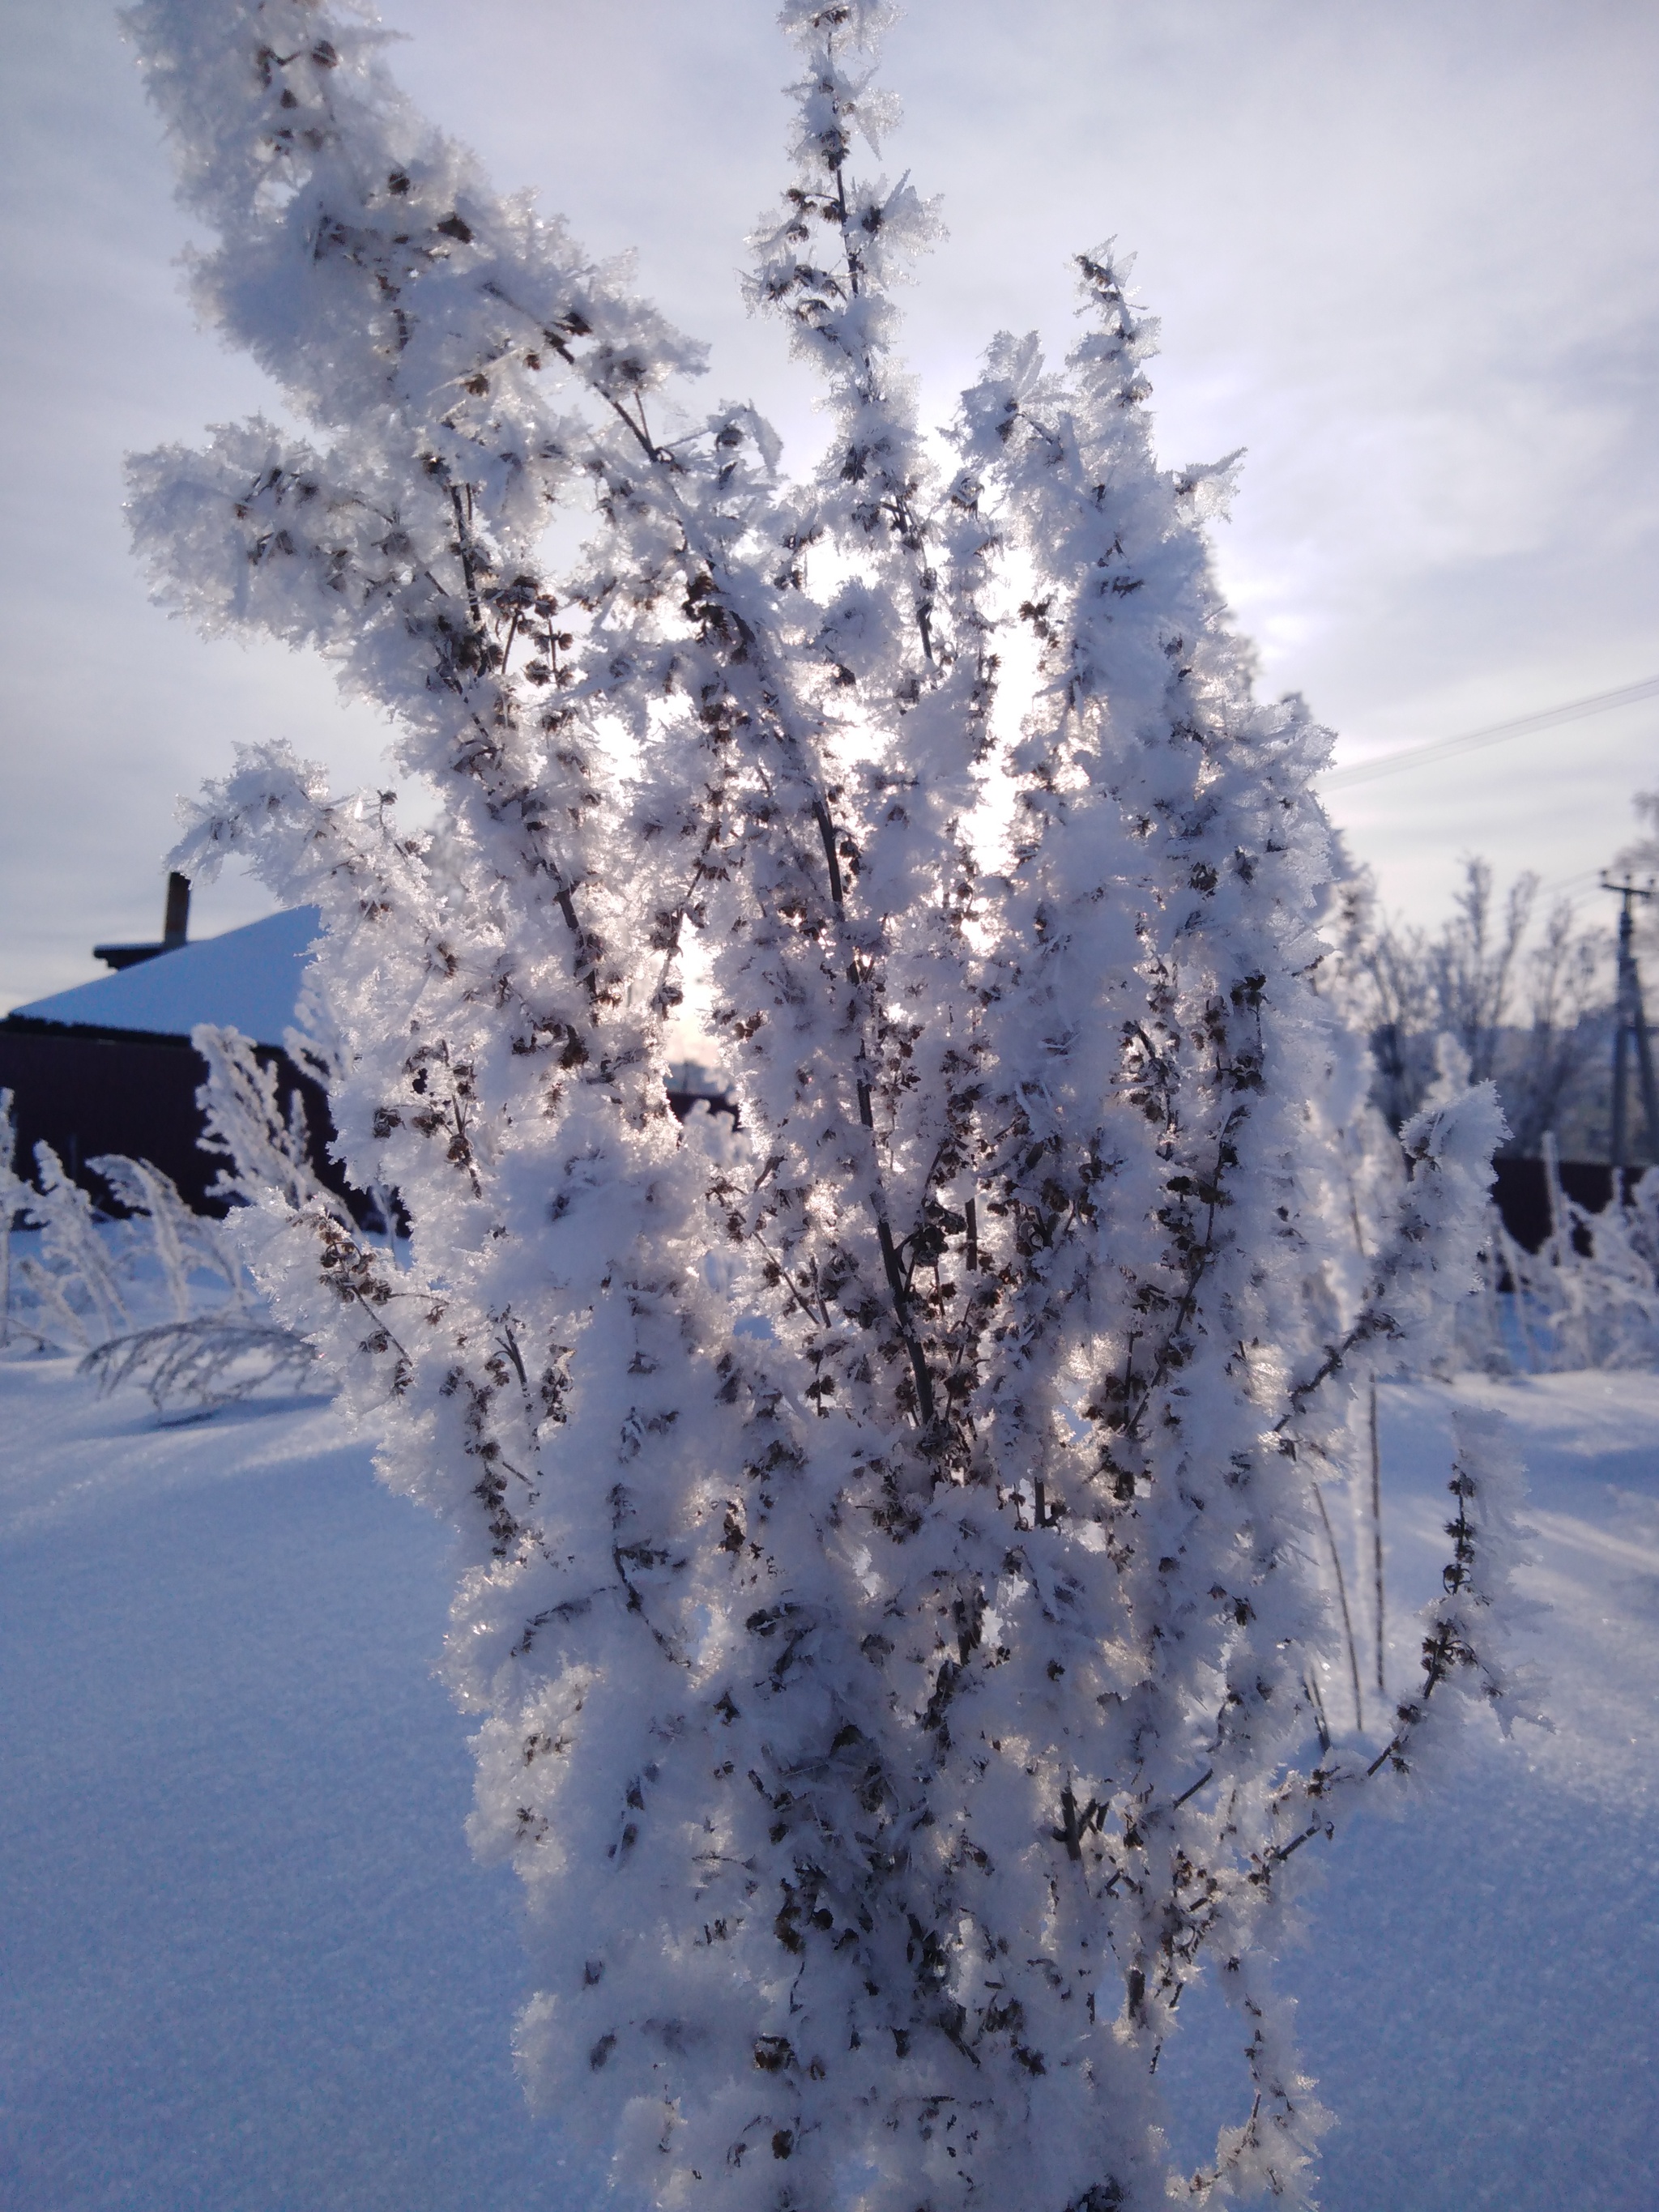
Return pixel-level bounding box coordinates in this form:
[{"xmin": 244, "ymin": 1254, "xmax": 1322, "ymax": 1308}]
[{"xmin": 123, "ymin": 4, "xmax": 1530, "ymax": 2202}]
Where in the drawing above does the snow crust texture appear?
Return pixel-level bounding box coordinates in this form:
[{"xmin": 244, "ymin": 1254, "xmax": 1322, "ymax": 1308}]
[
  {"xmin": 7, "ymin": 1366, "xmax": 1654, "ymax": 2212},
  {"xmin": 120, "ymin": 4, "xmax": 1525, "ymax": 2204}
]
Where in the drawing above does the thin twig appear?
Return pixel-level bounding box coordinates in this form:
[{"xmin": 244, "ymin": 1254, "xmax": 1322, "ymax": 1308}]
[
  {"xmin": 1311, "ymin": 1478, "xmax": 1364, "ymax": 1734},
  {"xmin": 1369, "ymin": 1379, "xmax": 1386, "ymax": 1697}
]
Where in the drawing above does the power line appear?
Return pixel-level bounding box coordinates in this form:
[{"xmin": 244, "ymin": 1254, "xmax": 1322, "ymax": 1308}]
[
  {"xmin": 1320, "ymin": 673, "xmax": 1659, "ymax": 792},
  {"xmin": 1534, "ymin": 863, "xmax": 1606, "ymax": 904}
]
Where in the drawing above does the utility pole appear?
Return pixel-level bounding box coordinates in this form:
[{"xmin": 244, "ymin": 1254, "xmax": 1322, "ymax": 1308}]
[{"xmin": 1601, "ymin": 876, "xmax": 1659, "ymax": 1170}]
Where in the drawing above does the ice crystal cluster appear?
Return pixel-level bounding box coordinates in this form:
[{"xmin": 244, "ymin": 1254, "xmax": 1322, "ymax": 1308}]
[{"xmin": 124, "ymin": 3, "xmax": 1529, "ymax": 2203}]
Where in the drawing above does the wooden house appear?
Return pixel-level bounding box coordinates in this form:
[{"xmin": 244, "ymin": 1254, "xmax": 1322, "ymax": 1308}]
[
  {"xmin": 3, "ymin": 877, "xmax": 734, "ymax": 1218},
  {"xmin": 1, "ymin": 879, "xmax": 327, "ymax": 1213}
]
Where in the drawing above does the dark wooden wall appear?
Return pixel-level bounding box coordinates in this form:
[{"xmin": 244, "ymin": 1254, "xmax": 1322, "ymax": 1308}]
[
  {"xmin": 1489, "ymin": 1157, "xmax": 1632, "ymax": 1255},
  {"xmin": 8, "ymin": 1025, "xmax": 1623, "ymax": 1262},
  {"xmin": 0, "ymin": 1020, "xmax": 343, "ymax": 1217},
  {"xmin": 2, "ymin": 1018, "xmax": 737, "ymax": 1227}
]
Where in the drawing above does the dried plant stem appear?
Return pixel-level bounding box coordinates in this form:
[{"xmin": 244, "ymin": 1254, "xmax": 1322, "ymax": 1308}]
[
  {"xmin": 1312, "ymin": 1477, "xmax": 1365, "ymax": 1734},
  {"xmin": 1369, "ymin": 1379, "xmax": 1386, "ymax": 1696}
]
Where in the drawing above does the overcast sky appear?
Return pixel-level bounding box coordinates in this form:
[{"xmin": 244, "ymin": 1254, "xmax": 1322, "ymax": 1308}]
[{"xmin": 3, "ymin": 0, "xmax": 1657, "ymax": 1008}]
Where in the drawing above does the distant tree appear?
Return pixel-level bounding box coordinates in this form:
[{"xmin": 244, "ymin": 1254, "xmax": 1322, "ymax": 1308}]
[
  {"xmin": 1336, "ymin": 856, "xmax": 1603, "ymax": 1149},
  {"xmin": 124, "ymin": 3, "xmax": 1528, "ymax": 2205},
  {"xmin": 1502, "ymin": 897, "xmax": 1606, "ymax": 1156},
  {"xmin": 1426, "ymin": 859, "xmax": 1534, "ymax": 1089}
]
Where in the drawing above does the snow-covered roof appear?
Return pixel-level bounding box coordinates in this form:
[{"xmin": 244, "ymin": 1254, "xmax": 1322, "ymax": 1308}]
[{"xmin": 9, "ymin": 907, "xmax": 321, "ymax": 1049}]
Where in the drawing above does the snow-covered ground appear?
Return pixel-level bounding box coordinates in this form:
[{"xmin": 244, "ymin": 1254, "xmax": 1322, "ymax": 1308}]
[{"xmin": 3, "ymin": 1355, "xmax": 1656, "ymax": 2210}]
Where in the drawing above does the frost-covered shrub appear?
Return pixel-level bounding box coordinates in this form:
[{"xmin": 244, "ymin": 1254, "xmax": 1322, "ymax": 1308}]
[
  {"xmin": 15, "ymin": 1142, "xmax": 133, "ymax": 1350},
  {"xmin": 1461, "ymin": 1136, "xmax": 1659, "ymax": 1375},
  {"xmin": 81, "ymin": 1315, "xmax": 317, "ymax": 1420},
  {"xmin": 91, "ymin": 1149, "xmax": 249, "ymax": 1320},
  {"xmin": 2, "ymin": 1093, "xmax": 48, "ymax": 1350},
  {"xmin": 81, "ymin": 1129, "xmax": 316, "ymax": 1417},
  {"xmin": 0, "ymin": 1114, "xmax": 313, "ymax": 1409},
  {"xmin": 124, "ymin": 3, "xmax": 1525, "ymax": 2203},
  {"xmin": 0, "ymin": 1084, "xmax": 308, "ymax": 1410}
]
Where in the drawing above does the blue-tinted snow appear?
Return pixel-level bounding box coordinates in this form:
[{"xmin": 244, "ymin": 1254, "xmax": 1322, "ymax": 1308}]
[
  {"xmin": 10, "ymin": 908, "xmax": 320, "ymax": 1047},
  {"xmin": 1158, "ymin": 1374, "xmax": 1659, "ymax": 2209},
  {"xmin": 2, "ymin": 1359, "xmax": 1656, "ymax": 2210},
  {"xmin": 0, "ymin": 1357, "xmax": 580, "ymax": 2212}
]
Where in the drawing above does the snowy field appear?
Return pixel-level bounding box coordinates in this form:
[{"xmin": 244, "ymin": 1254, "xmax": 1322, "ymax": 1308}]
[{"xmin": 2, "ymin": 1354, "xmax": 1656, "ymax": 2212}]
